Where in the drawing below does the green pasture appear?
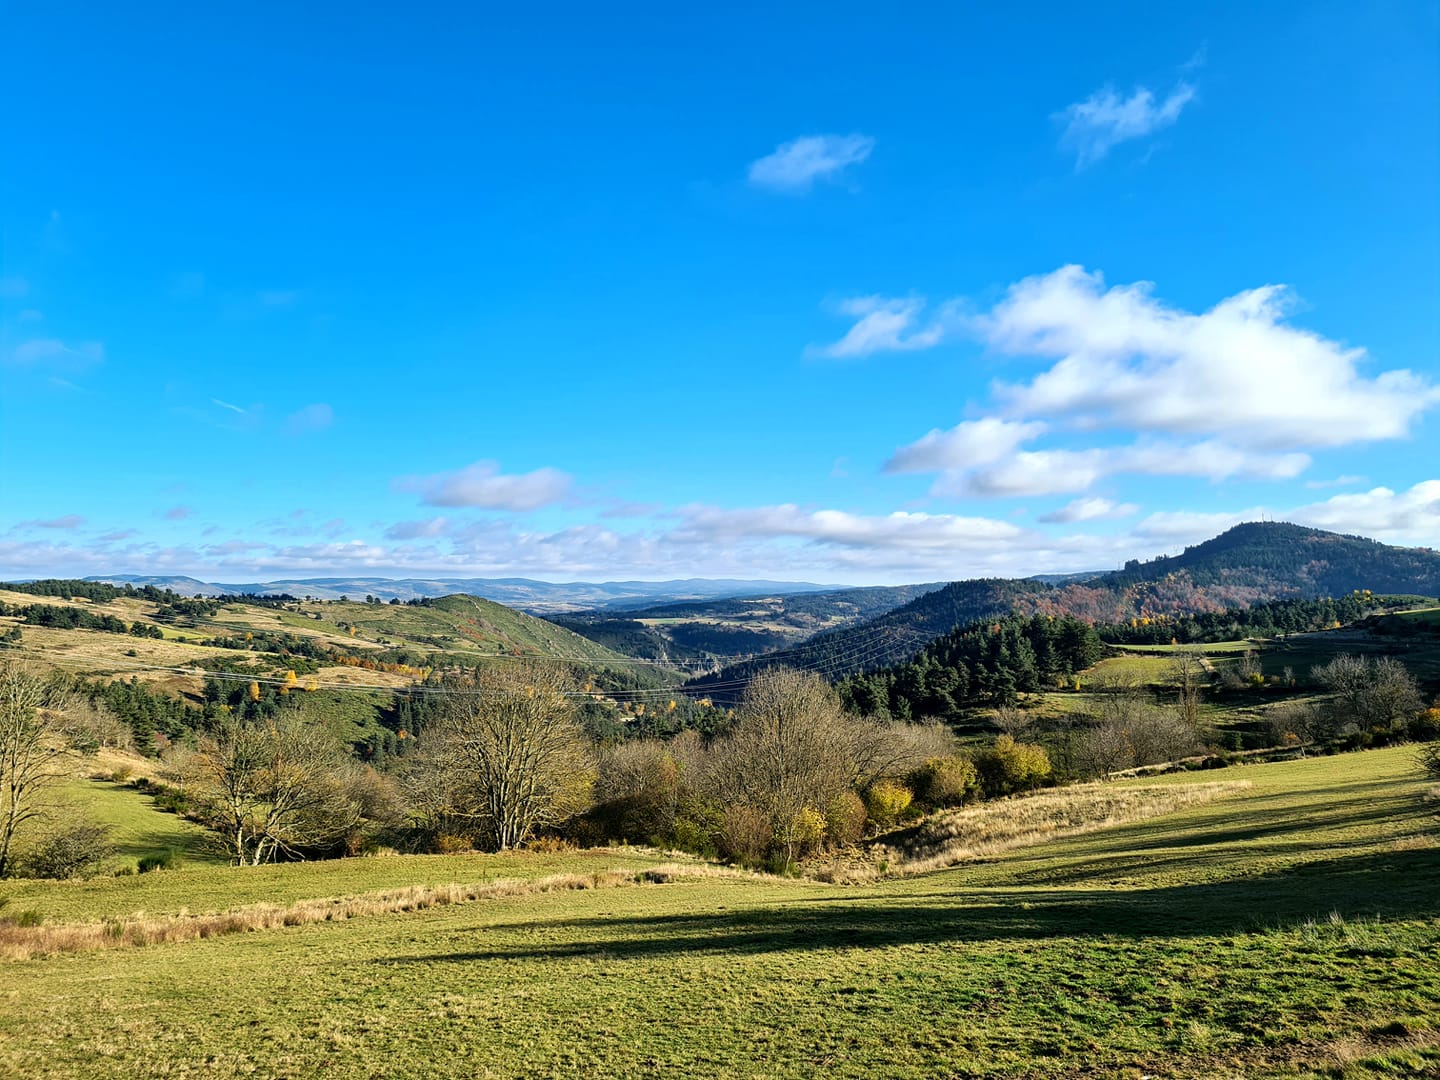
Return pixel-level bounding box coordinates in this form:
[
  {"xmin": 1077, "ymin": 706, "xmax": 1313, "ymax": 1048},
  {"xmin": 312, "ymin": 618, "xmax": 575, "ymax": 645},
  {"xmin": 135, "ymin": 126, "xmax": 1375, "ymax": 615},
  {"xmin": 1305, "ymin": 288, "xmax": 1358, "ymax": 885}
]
[
  {"xmin": 34, "ymin": 777, "xmax": 225, "ymax": 874},
  {"xmin": 2, "ymin": 746, "xmax": 1436, "ymax": 1078}
]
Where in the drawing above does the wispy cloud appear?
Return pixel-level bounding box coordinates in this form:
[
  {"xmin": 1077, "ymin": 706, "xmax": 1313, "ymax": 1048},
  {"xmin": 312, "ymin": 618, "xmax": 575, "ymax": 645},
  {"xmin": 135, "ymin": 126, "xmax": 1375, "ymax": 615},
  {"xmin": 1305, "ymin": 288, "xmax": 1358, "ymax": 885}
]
[
  {"xmin": 670, "ymin": 503, "xmax": 1022, "ymax": 552},
  {"xmin": 384, "ymin": 517, "xmax": 451, "ymax": 540},
  {"xmin": 748, "ymin": 134, "xmax": 875, "ymax": 193},
  {"xmin": 809, "ymin": 296, "xmax": 946, "ymax": 359},
  {"xmin": 397, "ymin": 460, "xmax": 574, "ymax": 512},
  {"xmin": 212, "ymin": 398, "xmax": 248, "ymax": 415},
  {"xmin": 163, "ymin": 506, "xmax": 194, "ymax": 521},
  {"xmin": 0, "ymin": 277, "xmax": 29, "ymax": 299},
  {"xmin": 15, "ymin": 515, "xmax": 86, "ymax": 530},
  {"xmin": 1038, "ymin": 498, "xmax": 1139, "ymax": 524},
  {"xmin": 1057, "ymin": 80, "xmax": 1195, "ymax": 167},
  {"xmin": 4, "ymin": 338, "xmax": 104, "ymax": 368}
]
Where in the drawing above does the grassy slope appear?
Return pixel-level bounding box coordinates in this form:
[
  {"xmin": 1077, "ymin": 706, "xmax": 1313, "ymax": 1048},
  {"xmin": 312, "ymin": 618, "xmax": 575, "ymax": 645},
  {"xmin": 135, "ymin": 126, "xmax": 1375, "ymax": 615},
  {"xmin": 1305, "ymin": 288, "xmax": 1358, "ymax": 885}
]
[
  {"xmin": 0, "ymin": 590, "xmax": 639, "ymax": 688},
  {"xmin": 43, "ymin": 776, "xmax": 226, "ymax": 873},
  {"xmin": 2, "ymin": 747, "xmax": 1437, "ymax": 1078}
]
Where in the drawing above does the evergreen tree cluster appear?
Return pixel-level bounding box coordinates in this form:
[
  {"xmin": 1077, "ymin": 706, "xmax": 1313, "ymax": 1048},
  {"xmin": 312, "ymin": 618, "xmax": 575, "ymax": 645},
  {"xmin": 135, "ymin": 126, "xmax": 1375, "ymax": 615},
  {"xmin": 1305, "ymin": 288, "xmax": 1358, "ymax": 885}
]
[
  {"xmin": 0, "ymin": 579, "xmax": 188, "ymax": 602},
  {"xmin": 839, "ymin": 613, "xmax": 1105, "ymax": 719},
  {"xmin": 0, "ymin": 601, "xmax": 165, "ymax": 638}
]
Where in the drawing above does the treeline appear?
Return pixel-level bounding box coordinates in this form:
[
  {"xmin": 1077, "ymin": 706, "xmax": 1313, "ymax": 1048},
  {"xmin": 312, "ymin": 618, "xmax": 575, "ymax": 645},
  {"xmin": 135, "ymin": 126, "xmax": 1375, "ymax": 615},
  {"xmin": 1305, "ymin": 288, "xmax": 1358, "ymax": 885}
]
[
  {"xmin": 0, "ymin": 601, "xmax": 165, "ymax": 639},
  {"xmin": 838, "ymin": 614, "xmax": 1107, "ymax": 720},
  {"xmin": 1095, "ymin": 593, "xmax": 1431, "ymax": 645},
  {"xmin": 0, "ymin": 579, "xmax": 189, "ymax": 603}
]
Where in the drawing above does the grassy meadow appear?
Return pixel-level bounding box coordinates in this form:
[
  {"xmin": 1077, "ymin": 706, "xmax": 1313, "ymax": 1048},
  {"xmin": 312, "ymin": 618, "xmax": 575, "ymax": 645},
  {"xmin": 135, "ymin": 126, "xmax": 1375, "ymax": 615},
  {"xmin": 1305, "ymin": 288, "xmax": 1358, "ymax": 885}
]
[{"xmin": 2, "ymin": 746, "xmax": 1436, "ymax": 1079}]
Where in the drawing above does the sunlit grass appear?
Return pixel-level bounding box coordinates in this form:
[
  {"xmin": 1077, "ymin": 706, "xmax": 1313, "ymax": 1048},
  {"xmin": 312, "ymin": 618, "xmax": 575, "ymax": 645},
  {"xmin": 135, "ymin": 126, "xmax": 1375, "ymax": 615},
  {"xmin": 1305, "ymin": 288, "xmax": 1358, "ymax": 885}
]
[{"xmin": 1, "ymin": 746, "xmax": 1435, "ymax": 1078}]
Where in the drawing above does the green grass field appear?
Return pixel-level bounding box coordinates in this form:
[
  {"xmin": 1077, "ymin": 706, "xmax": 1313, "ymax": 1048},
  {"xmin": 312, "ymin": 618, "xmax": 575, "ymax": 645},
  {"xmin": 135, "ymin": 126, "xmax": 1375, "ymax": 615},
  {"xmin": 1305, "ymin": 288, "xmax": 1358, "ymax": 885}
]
[
  {"xmin": 2, "ymin": 746, "xmax": 1436, "ymax": 1078},
  {"xmin": 43, "ymin": 776, "xmax": 226, "ymax": 874}
]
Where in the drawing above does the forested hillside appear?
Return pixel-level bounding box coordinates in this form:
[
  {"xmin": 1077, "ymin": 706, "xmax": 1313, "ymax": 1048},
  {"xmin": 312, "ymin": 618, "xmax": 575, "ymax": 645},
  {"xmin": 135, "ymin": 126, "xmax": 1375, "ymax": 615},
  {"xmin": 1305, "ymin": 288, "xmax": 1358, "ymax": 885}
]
[
  {"xmin": 684, "ymin": 579, "xmax": 1055, "ymax": 698},
  {"xmin": 683, "ymin": 523, "xmax": 1440, "ymax": 699}
]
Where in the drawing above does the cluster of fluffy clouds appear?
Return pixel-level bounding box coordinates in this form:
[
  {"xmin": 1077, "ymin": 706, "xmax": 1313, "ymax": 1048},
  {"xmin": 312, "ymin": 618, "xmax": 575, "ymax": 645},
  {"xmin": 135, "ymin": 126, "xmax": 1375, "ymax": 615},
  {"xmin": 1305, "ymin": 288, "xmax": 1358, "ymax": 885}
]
[
  {"xmin": 6, "ymin": 480, "xmax": 1439, "ymax": 584},
  {"xmin": 810, "ymin": 265, "xmax": 1437, "ymax": 502}
]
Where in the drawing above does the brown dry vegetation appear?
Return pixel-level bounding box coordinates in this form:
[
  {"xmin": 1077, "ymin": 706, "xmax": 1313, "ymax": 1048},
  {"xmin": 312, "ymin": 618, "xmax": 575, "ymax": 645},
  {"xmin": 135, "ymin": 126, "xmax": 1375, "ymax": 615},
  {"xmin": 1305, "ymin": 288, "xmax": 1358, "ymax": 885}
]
[
  {"xmin": 817, "ymin": 780, "xmax": 1249, "ymax": 881},
  {"xmin": 0, "ymin": 862, "xmax": 763, "ymax": 961}
]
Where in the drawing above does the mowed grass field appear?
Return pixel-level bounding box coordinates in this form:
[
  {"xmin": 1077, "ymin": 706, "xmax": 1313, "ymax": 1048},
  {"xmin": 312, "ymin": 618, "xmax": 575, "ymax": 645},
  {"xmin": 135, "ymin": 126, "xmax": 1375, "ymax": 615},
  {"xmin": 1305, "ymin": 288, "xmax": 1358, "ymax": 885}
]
[{"xmin": 2, "ymin": 747, "xmax": 1437, "ymax": 1079}]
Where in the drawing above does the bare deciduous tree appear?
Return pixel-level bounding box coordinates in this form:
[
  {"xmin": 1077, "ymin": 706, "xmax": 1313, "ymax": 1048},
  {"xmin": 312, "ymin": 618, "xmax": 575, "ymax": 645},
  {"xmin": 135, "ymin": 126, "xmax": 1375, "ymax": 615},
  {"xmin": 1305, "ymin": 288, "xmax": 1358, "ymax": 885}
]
[
  {"xmin": 419, "ymin": 663, "xmax": 593, "ymax": 851},
  {"xmin": 173, "ymin": 716, "xmax": 362, "ymax": 865},
  {"xmin": 0, "ymin": 662, "xmax": 67, "ymax": 878},
  {"xmin": 1313, "ymin": 654, "xmax": 1424, "ymax": 737},
  {"xmin": 1168, "ymin": 648, "xmax": 1208, "ymax": 730},
  {"xmin": 706, "ymin": 668, "xmax": 856, "ymax": 865}
]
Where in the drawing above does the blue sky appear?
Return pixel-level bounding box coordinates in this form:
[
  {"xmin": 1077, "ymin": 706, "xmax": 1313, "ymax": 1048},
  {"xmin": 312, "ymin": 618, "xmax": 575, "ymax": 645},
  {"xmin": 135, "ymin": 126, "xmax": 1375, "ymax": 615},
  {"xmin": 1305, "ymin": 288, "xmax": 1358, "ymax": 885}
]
[{"xmin": 2, "ymin": 2, "xmax": 1438, "ymax": 584}]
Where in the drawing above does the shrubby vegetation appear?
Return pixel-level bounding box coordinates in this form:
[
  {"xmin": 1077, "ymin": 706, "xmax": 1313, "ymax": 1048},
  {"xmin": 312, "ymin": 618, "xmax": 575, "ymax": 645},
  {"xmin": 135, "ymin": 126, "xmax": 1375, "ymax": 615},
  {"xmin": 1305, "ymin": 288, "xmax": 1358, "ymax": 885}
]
[{"xmin": 581, "ymin": 669, "xmax": 1038, "ymax": 869}]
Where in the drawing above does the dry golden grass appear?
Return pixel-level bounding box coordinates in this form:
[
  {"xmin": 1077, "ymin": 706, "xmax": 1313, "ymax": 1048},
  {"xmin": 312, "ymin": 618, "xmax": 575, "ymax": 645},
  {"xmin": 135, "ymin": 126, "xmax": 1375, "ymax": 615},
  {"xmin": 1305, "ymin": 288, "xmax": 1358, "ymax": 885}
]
[
  {"xmin": 0, "ymin": 863, "xmax": 761, "ymax": 961},
  {"xmin": 309, "ymin": 665, "xmax": 416, "ymax": 688},
  {"xmin": 15, "ymin": 626, "xmax": 240, "ymax": 671},
  {"xmin": 817, "ymin": 781, "xmax": 1250, "ymax": 882},
  {"xmin": 8, "ymin": 625, "xmax": 418, "ymax": 692},
  {"xmin": 0, "ymin": 590, "xmax": 147, "ymax": 622}
]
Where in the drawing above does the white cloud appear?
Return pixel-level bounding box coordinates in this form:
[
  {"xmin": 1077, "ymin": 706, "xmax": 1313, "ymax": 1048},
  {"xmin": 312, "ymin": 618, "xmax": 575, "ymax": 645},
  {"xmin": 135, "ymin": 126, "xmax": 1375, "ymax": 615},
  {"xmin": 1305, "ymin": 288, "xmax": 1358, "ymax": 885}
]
[
  {"xmin": 670, "ymin": 503, "xmax": 1022, "ymax": 551},
  {"xmin": 1038, "ymin": 498, "xmax": 1139, "ymax": 524},
  {"xmin": 981, "ymin": 265, "xmax": 1438, "ymax": 450},
  {"xmin": 399, "ymin": 460, "xmax": 574, "ymax": 511},
  {"xmin": 5, "ymin": 483, "xmax": 1437, "ymax": 585},
  {"xmin": 892, "ymin": 429, "xmax": 1311, "ymax": 499},
  {"xmin": 1058, "ymin": 81, "xmax": 1195, "ymax": 167},
  {"xmin": 1291, "ymin": 481, "xmax": 1440, "ymax": 542},
  {"xmin": 886, "ymin": 419, "xmax": 1048, "ymax": 473},
  {"xmin": 748, "ymin": 134, "xmax": 875, "ymax": 193},
  {"xmin": 284, "ymin": 403, "xmax": 334, "ymax": 434},
  {"xmin": 810, "ymin": 296, "xmax": 946, "ymax": 359}
]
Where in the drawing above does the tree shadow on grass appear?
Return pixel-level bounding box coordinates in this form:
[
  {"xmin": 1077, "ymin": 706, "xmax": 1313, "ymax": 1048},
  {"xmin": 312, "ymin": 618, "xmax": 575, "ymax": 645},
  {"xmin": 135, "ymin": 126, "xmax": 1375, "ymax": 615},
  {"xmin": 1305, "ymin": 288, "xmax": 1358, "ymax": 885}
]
[{"xmin": 377, "ymin": 845, "xmax": 1440, "ymax": 966}]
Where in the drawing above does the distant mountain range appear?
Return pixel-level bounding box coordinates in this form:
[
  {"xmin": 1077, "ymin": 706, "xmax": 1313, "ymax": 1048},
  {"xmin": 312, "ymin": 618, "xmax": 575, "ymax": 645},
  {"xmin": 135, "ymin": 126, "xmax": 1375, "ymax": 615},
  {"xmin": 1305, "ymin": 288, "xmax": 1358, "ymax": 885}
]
[{"xmin": 76, "ymin": 574, "xmax": 843, "ymax": 613}]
